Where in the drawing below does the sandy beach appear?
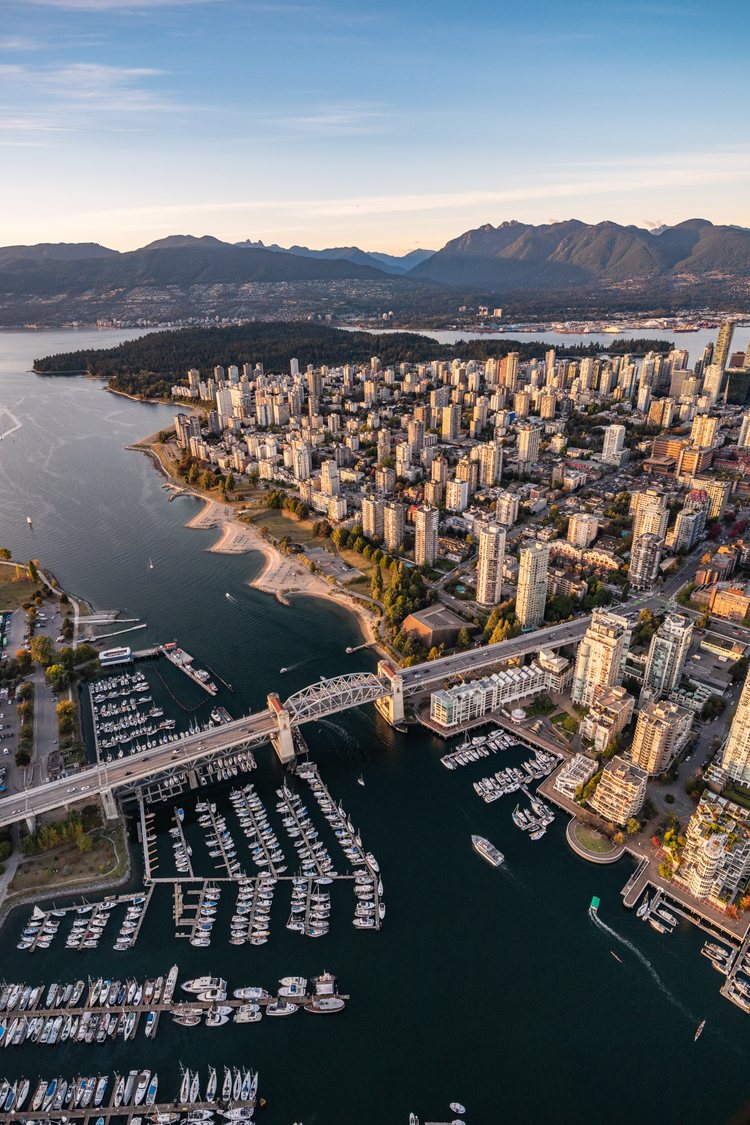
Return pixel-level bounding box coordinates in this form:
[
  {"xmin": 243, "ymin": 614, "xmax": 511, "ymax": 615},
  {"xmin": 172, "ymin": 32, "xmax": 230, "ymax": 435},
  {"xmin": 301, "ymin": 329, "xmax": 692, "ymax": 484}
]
[{"xmin": 184, "ymin": 498, "xmax": 381, "ymax": 649}]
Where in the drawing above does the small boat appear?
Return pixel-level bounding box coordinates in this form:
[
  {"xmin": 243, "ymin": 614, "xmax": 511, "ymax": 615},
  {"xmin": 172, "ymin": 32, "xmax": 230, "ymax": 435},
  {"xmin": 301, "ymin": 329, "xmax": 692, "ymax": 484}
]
[
  {"xmin": 590, "ymin": 896, "xmax": 600, "ymax": 913},
  {"xmin": 610, "ymin": 951, "xmax": 622, "ymax": 963},
  {"xmin": 450, "ymin": 1105, "xmax": 467, "ymax": 1116},
  {"xmin": 357, "ymin": 775, "xmax": 365, "ymax": 786},
  {"xmin": 694, "ymin": 1019, "xmax": 706, "ymax": 1041},
  {"xmin": 27, "ymin": 516, "xmax": 32, "ymax": 526},
  {"xmin": 149, "ymin": 557, "xmax": 154, "ymax": 570}
]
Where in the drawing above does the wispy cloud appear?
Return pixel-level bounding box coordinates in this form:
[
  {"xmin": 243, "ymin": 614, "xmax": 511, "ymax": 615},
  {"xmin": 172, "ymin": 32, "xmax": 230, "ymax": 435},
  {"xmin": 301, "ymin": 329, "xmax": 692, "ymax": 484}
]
[
  {"xmin": 0, "ymin": 37, "xmax": 43, "ymax": 51},
  {"xmin": 77, "ymin": 150, "xmax": 750, "ymax": 227},
  {"xmin": 0, "ymin": 61, "xmax": 172, "ymax": 123},
  {"xmin": 273, "ymin": 103, "xmax": 391, "ymax": 137}
]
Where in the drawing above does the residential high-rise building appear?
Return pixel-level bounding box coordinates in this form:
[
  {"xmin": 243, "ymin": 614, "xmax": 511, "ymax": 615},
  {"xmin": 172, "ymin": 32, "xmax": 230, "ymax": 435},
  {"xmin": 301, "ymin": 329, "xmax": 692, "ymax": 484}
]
[
  {"xmin": 629, "ymin": 700, "xmax": 692, "ymax": 775},
  {"xmin": 516, "ymin": 424, "xmax": 541, "ymax": 466},
  {"xmin": 567, "ymin": 513, "xmax": 599, "ymax": 548},
  {"xmin": 676, "ymin": 794, "xmax": 750, "ymax": 904},
  {"xmin": 691, "ymin": 476, "xmax": 731, "ymax": 519},
  {"xmin": 495, "ymin": 491, "xmax": 520, "ymax": 528},
  {"xmin": 320, "ymin": 459, "xmax": 340, "ymax": 496},
  {"xmin": 601, "ymin": 424, "xmax": 626, "ymax": 466},
  {"xmin": 738, "ymin": 411, "xmax": 750, "ymax": 449},
  {"xmin": 631, "ymin": 489, "xmax": 668, "ymax": 541},
  {"xmin": 642, "ymin": 613, "xmax": 693, "ymax": 701},
  {"xmin": 721, "ymin": 664, "xmax": 750, "ymax": 783},
  {"xmin": 478, "ymin": 442, "xmax": 502, "ymax": 486},
  {"xmin": 361, "ymin": 496, "xmax": 384, "ymax": 541},
  {"xmin": 441, "ymin": 404, "xmax": 461, "ymax": 441},
  {"xmin": 291, "ymin": 440, "xmax": 312, "ymax": 481},
  {"xmin": 714, "ymin": 319, "xmax": 735, "ymax": 372},
  {"xmin": 629, "ymin": 533, "xmax": 663, "ymax": 592},
  {"xmin": 572, "ymin": 609, "xmax": 629, "ymax": 707},
  {"xmin": 445, "ymin": 478, "xmax": 469, "ymax": 513},
  {"xmin": 383, "ymin": 501, "xmax": 405, "ymax": 554},
  {"xmin": 690, "ymin": 414, "xmax": 719, "ymax": 449},
  {"xmin": 589, "ymin": 756, "xmax": 648, "ymax": 827},
  {"xmin": 516, "ymin": 542, "xmax": 550, "ymax": 629},
  {"xmin": 414, "ymin": 505, "xmax": 439, "ymax": 566},
  {"xmin": 476, "ymin": 523, "xmax": 506, "ymax": 607}
]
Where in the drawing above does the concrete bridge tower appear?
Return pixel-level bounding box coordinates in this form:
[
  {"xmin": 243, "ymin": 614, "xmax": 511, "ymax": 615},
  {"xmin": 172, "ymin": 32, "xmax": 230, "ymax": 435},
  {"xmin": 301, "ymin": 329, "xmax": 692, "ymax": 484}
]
[
  {"xmin": 267, "ymin": 693, "xmax": 296, "ymax": 764},
  {"xmin": 375, "ymin": 659, "xmax": 405, "ymax": 727}
]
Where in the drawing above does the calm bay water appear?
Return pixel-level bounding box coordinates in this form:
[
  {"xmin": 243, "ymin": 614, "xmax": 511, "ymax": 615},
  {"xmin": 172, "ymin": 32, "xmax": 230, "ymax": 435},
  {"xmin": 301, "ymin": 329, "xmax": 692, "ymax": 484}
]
[{"xmin": 0, "ymin": 330, "xmax": 748, "ymax": 1125}]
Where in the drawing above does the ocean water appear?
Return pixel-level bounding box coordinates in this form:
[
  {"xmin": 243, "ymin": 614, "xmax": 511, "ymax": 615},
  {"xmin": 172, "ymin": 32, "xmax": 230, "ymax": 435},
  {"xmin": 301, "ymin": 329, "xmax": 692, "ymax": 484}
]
[{"xmin": 0, "ymin": 330, "xmax": 748, "ymax": 1125}]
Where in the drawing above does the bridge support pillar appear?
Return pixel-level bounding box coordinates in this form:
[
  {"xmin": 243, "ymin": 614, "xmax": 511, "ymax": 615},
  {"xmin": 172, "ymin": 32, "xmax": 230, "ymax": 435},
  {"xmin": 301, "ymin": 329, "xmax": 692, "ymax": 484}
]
[
  {"xmin": 188, "ymin": 770, "xmax": 199, "ymax": 790},
  {"xmin": 268, "ymin": 694, "xmax": 296, "ymax": 765},
  {"xmin": 24, "ymin": 814, "xmax": 36, "ymax": 833},
  {"xmin": 376, "ymin": 660, "xmax": 405, "ymax": 727},
  {"xmin": 100, "ymin": 787, "xmax": 118, "ymax": 821}
]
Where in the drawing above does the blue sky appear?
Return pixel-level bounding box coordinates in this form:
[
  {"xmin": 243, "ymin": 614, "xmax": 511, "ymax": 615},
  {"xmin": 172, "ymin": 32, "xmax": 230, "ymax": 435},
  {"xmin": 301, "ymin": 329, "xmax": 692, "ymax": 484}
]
[{"xmin": 2, "ymin": 0, "xmax": 749, "ymax": 251}]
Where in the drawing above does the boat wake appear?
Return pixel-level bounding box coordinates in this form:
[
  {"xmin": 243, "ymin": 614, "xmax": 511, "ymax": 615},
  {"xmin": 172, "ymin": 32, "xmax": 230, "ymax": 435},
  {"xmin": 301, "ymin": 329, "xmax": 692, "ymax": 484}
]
[
  {"xmin": 589, "ymin": 908, "xmax": 694, "ymax": 1020},
  {"xmin": 0, "ymin": 406, "xmax": 23, "ymax": 441}
]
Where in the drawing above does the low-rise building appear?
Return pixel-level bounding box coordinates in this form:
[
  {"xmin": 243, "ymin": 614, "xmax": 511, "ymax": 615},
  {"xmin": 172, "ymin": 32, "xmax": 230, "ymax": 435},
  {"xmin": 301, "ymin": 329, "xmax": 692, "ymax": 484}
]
[{"xmin": 554, "ymin": 753, "xmax": 598, "ymax": 800}]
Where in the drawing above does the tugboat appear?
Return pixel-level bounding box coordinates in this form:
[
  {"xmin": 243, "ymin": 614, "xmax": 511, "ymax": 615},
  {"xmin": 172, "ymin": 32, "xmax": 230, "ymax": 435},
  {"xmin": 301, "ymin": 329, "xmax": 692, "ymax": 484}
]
[{"xmin": 590, "ymin": 896, "xmax": 601, "ymax": 913}]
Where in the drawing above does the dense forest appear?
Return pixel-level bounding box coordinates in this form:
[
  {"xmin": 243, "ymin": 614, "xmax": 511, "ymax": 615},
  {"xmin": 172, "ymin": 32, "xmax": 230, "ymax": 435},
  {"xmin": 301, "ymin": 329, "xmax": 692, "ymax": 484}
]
[{"xmin": 33, "ymin": 322, "xmax": 675, "ymax": 400}]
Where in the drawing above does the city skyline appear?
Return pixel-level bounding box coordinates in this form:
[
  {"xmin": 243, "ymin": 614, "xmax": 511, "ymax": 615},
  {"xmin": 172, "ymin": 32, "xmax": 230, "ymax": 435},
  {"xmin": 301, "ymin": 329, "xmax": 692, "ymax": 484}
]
[{"xmin": 1, "ymin": 0, "xmax": 749, "ymax": 250}]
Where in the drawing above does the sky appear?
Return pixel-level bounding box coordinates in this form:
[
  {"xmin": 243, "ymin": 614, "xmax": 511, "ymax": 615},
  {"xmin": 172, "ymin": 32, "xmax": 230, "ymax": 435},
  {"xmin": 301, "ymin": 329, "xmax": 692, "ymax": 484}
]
[{"xmin": 1, "ymin": 0, "xmax": 750, "ymax": 253}]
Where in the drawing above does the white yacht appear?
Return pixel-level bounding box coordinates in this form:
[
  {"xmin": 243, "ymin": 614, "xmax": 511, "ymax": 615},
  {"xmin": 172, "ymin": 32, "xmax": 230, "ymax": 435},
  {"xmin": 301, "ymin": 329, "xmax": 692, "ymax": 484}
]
[{"xmin": 471, "ymin": 834, "xmax": 504, "ymax": 867}]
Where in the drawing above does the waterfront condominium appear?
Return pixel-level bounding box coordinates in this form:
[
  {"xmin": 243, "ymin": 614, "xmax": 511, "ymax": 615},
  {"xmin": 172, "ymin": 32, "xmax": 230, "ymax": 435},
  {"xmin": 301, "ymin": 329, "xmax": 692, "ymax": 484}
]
[
  {"xmin": 476, "ymin": 522, "xmax": 506, "ymax": 607},
  {"xmin": 571, "ymin": 609, "xmax": 630, "ymax": 708},
  {"xmin": 676, "ymin": 793, "xmax": 750, "ymax": 905},
  {"xmin": 515, "ymin": 541, "xmax": 550, "ymax": 629},
  {"xmin": 589, "ymin": 755, "xmax": 648, "ymax": 827},
  {"xmin": 721, "ymin": 664, "xmax": 750, "ymax": 783},
  {"xmin": 361, "ymin": 496, "xmax": 384, "ymax": 541},
  {"xmin": 641, "ymin": 612, "xmax": 693, "ymax": 701},
  {"xmin": 414, "ymin": 505, "xmax": 439, "ymax": 567}
]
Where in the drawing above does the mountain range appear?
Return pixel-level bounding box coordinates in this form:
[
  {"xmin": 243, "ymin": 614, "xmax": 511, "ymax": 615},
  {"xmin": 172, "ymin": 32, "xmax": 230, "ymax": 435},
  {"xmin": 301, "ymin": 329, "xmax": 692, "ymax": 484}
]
[{"xmin": 1, "ymin": 220, "xmax": 750, "ymax": 325}]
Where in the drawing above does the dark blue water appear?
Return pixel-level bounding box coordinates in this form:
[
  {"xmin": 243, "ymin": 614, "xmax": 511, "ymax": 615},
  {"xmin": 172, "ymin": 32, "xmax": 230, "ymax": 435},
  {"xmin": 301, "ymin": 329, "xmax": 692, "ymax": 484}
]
[{"xmin": 0, "ymin": 330, "xmax": 748, "ymax": 1125}]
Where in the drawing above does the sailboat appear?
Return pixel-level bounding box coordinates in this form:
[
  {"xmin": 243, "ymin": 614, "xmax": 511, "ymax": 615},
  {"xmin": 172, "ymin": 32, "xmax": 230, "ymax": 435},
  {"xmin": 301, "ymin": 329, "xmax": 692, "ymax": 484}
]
[{"xmin": 26, "ymin": 517, "xmax": 32, "ymax": 526}]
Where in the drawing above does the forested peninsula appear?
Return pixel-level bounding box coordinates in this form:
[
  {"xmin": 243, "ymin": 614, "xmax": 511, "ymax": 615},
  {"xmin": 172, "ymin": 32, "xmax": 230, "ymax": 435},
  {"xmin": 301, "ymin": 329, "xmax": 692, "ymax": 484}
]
[{"xmin": 33, "ymin": 322, "xmax": 674, "ymax": 400}]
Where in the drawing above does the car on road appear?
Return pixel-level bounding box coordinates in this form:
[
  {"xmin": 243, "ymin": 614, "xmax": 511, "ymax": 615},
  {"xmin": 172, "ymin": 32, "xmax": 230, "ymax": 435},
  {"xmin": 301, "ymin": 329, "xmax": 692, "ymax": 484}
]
[
  {"xmin": 80, "ymin": 784, "xmax": 91, "ymax": 792},
  {"xmin": 66, "ymin": 786, "xmax": 77, "ymax": 793}
]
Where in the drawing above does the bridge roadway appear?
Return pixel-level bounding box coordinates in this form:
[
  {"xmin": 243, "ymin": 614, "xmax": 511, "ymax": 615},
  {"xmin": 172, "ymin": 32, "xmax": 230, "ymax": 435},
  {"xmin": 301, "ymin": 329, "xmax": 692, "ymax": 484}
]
[{"xmin": 0, "ymin": 579, "xmax": 681, "ymax": 829}]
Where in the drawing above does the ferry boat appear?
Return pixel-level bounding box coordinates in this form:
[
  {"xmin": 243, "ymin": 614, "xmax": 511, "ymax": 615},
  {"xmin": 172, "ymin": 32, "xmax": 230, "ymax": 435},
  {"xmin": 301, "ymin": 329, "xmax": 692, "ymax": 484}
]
[{"xmin": 471, "ymin": 834, "xmax": 504, "ymax": 867}]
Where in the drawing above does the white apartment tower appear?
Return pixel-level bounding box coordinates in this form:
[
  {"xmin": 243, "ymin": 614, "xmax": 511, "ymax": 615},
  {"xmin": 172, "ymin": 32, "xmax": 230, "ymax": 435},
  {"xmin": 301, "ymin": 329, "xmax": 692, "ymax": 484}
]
[
  {"xmin": 383, "ymin": 501, "xmax": 405, "ymax": 554},
  {"xmin": 567, "ymin": 513, "xmax": 599, "ymax": 549},
  {"xmin": 601, "ymin": 424, "xmax": 626, "ymax": 466},
  {"xmin": 642, "ymin": 613, "xmax": 693, "ymax": 701},
  {"xmin": 515, "ymin": 542, "xmax": 550, "ymax": 629},
  {"xmin": 476, "ymin": 523, "xmax": 506, "ymax": 607},
  {"xmin": 721, "ymin": 665, "xmax": 750, "ymax": 784},
  {"xmin": 516, "ymin": 424, "xmax": 541, "ymax": 467},
  {"xmin": 572, "ymin": 609, "xmax": 630, "ymax": 707},
  {"xmin": 414, "ymin": 506, "xmax": 439, "ymax": 566},
  {"xmin": 361, "ymin": 496, "xmax": 385, "ymax": 541}
]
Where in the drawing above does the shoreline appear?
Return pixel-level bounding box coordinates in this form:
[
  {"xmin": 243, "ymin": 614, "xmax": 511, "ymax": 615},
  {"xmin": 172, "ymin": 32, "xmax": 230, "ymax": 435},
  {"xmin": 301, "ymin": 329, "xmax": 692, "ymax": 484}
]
[
  {"xmin": 127, "ymin": 427, "xmax": 384, "ymax": 653},
  {"xmin": 184, "ymin": 495, "xmax": 382, "ymax": 650}
]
